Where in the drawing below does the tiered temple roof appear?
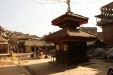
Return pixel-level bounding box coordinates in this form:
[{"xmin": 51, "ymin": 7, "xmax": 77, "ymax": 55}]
[
  {"xmin": 95, "ymin": 2, "xmax": 113, "ymax": 26},
  {"xmin": 52, "ymin": 12, "xmax": 88, "ymax": 29},
  {"xmin": 46, "ymin": 0, "xmax": 96, "ymax": 42},
  {"xmin": 45, "ymin": 28, "xmax": 96, "ymax": 42},
  {"xmin": 96, "ymin": 2, "xmax": 113, "ymax": 17}
]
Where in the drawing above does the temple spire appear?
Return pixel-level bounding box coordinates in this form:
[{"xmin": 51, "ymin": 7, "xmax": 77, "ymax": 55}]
[{"xmin": 66, "ymin": 0, "xmax": 71, "ymax": 13}]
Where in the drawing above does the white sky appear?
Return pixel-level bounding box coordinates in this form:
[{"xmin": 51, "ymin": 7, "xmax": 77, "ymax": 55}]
[{"xmin": 0, "ymin": 0, "xmax": 113, "ymax": 37}]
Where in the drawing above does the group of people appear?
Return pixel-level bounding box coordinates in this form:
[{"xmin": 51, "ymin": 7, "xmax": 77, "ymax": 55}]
[{"xmin": 31, "ymin": 47, "xmax": 46, "ymax": 59}]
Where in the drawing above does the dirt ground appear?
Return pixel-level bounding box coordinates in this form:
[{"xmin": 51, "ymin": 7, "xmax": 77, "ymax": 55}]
[
  {"xmin": 0, "ymin": 58, "xmax": 113, "ymax": 75},
  {"xmin": 22, "ymin": 58, "xmax": 113, "ymax": 75}
]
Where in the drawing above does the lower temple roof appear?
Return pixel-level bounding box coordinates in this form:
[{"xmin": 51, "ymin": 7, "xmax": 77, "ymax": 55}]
[{"xmin": 45, "ymin": 28, "xmax": 97, "ymax": 42}]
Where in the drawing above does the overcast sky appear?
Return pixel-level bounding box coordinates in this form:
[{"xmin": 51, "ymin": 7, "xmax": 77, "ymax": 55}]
[{"xmin": 0, "ymin": 0, "xmax": 113, "ymax": 37}]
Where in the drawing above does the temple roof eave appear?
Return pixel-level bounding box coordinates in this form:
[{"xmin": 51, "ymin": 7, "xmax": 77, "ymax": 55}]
[
  {"xmin": 67, "ymin": 29, "xmax": 96, "ymax": 37},
  {"xmin": 52, "ymin": 13, "xmax": 89, "ymax": 26},
  {"xmin": 45, "ymin": 37, "xmax": 96, "ymax": 42},
  {"xmin": 95, "ymin": 14, "xmax": 105, "ymax": 18},
  {"xmin": 45, "ymin": 28, "xmax": 97, "ymax": 42}
]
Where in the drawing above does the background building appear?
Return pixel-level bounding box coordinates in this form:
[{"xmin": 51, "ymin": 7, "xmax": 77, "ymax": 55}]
[
  {"xmin": 95, "ymin": 2, "xmax": 113, "ymax": 45},
  {"xmin": 0, "ymin": 26, "xmax": 9, "ymax": 54}
]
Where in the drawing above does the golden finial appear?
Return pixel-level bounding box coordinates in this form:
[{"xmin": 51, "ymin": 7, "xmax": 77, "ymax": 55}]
[{"xmin": 66, "ymin": 0, "xmax": 71, "ymax": 13}]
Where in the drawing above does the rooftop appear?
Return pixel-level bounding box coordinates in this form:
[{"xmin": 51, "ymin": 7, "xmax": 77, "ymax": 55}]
[
  {"xmin": 45, "ymin": 28, "xmax": 96, "ymax": 42},
  {"xmin": 52, "ymin": 12, "xmax": 88, "ymax": 28}
]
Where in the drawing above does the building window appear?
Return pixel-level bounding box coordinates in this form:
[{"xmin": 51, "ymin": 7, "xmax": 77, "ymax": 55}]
[
  {"xmin": 56, "ymin": 45, "xmax": 59, "ymax": 50},
  {"xmin": 112, "ymin": 14, "xmax": 113, "ymax": 16},
  {"xmin": 64, "ymin": 44, "xmax": 68, "ymax": 51},
  {"xmin": 106, "ymin": 8, "xmax": 107, "ymax": 10},
  {"xmin": 112, "ymin": 9, "xmax": 113, "ymax": 11},
  {"xmin": 107, "ymin": 13, "xmax": 109, "ymax": 16},
  {"xmin": 105, "ymin": 13, "xmax": 107, "ymax": 16}
]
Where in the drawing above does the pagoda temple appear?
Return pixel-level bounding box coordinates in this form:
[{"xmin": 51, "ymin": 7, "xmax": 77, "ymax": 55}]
[{"xmin": 45, "ymin": 0, "xmax": 96, "ymax": 65}]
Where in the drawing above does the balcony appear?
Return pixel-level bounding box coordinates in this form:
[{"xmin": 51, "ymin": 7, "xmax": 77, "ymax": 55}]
[{"xmin": 97, "ymin": 19, "xmax": 113, "ymax": 26}]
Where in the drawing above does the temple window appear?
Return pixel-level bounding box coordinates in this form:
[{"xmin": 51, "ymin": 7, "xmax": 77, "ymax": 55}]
[
  {"xmin": 112, "ymin": 9, "xmax": 113, "ymax": 11},
  {"xmin": 112, "ymin": 14, "xmax": 113, "ymax": 16},
  {"xmin": 105, "ymin": 13, "xmax": 106, "ymax": 15},
  {"xmin": 96, "ymin": 18, "xmax": 101, "ymax": 22},
  {"xmin": 107, "ymin": 13, "xmax": 109, "ymax": 16},
  {"xmin": 106, "ymin": 8, "xmax": 107, "ymax": 10},
  {"xmin": 56, "ymin": 45, "xmax": 59, "ymax": 50},
  {"xmin": 64, "ymin": 44, "xmax": 68, "ymax": 51}
]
